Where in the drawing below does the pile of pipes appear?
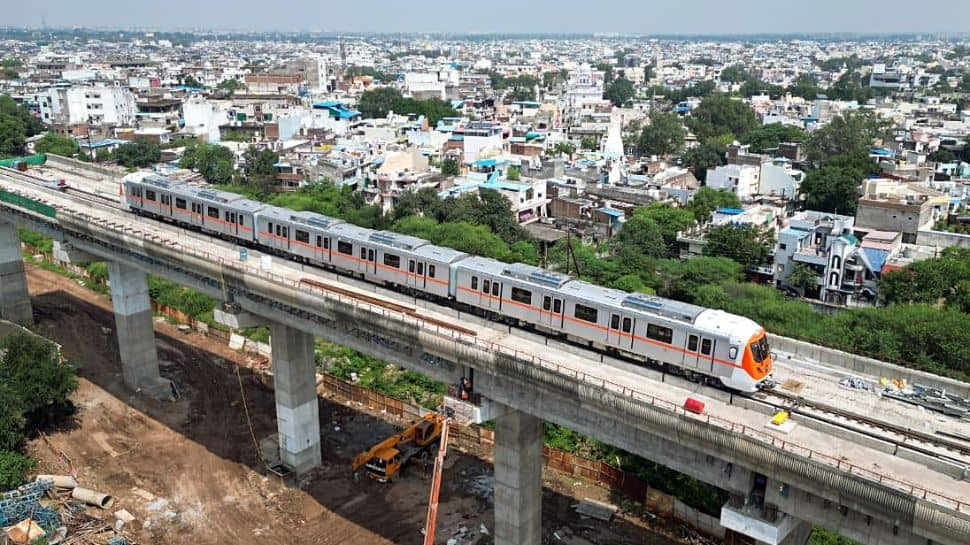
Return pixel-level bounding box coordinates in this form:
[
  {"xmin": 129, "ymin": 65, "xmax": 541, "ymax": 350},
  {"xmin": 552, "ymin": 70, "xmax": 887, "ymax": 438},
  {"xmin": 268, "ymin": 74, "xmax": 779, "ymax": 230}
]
[{"xmin": 0, "ymin": 475, "xmax": 132, "ymax": 544}]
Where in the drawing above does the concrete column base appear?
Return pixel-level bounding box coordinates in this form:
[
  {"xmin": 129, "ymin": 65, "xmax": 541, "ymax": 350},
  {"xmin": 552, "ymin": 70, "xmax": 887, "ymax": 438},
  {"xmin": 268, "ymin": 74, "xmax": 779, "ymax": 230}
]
[
  {"xmin": 270, "ymin": 322, "xmax": 321, "ymax": 474},
  {"xmin": 0, "ymin": 221, "xmax": 33, "ymax": 326},
  {"xmin": 108, "ymin": 261, "xmax": 171, "ymax": 400},
  {"xmin": 494, "ymin": 407, "xmax": 542, "ymax": 545}
]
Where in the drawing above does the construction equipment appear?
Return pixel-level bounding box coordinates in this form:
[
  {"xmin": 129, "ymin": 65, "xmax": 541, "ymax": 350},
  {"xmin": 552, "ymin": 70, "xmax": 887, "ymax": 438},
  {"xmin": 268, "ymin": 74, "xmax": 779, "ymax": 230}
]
[
  {"xmin": 352, "ymin": 413, "xmax": 445, "ymax": 482},
  {"xmin": 422, "ymin": 418, "xmax": 451, "ymax": 545}
]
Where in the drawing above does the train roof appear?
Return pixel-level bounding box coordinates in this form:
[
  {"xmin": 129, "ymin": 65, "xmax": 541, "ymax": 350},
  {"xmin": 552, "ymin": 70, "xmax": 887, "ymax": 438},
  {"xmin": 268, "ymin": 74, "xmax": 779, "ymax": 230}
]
[
  {"xmin": 174, "ymin": 185, "xmax": 263, "ymax": 212},
  {"xmin": 562, "ymin": 281, "xmax": 705, "ymax": 323},
  {"xmin": 410, "ymin": 244, "xmax": 468, "ymax": 263},
  {"xmin": 367, "ymin": 230, "xmax": 428, "ymax": 251},
  {"xmin": 325, "ymin": 222, "xmax": 375, "ymax": 241},
  {"xmin": 128, "ymin": 173, "xmax": 182, "ymax": 190},
  {"xmin": 456, "ymin": 257, "xmax": 573, "ymax": 289},
  {"xmin": 258, "ymin": 206, "xmax": 343, "ymax": 229}
]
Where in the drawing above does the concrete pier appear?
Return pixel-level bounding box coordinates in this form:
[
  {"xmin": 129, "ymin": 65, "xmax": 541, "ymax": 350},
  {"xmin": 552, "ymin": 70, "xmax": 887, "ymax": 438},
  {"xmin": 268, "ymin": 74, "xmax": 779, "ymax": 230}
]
[
  {"xmin": 0, "ymin": 221, "xmax": 33, "ymax": 325},
  {"xmin": 494, "ymin": 408, "xmax": 543, "ymax": 545},
  {"xmin": 269, "ymin": 322, "xmax": 321, "ymax": 474},
  {"xmin": 107, "ymin": 262, "xmax": 170, "ymax": 399}
]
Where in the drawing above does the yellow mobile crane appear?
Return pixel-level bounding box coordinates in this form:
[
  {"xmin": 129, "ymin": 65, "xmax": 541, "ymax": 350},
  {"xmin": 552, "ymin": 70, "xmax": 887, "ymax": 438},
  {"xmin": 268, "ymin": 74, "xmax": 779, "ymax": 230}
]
[{"xmin": 352, "ymin": 413, "xmax": 445, "ymax": 482}]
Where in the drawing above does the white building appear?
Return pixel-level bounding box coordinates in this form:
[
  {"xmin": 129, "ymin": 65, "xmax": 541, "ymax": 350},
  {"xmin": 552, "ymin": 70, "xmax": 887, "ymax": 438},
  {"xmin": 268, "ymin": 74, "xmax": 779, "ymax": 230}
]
[
  {"xmin": 459, "ymin": 122, "xmax": 504, "ymax": 164},
  {"xmin": 38, "ymin": 85, "xmax": 136, "ymax": 126},
  {"xmin": 565, "ymin": 64, "xmax": 605, "ymax": 109},
  {"xmin": 759, "ymin": 159, "xmax": 804, "ymax": 199},
  {"xmin": 705, "ymin": 163, "xmax": 761, "ymax": 201}
]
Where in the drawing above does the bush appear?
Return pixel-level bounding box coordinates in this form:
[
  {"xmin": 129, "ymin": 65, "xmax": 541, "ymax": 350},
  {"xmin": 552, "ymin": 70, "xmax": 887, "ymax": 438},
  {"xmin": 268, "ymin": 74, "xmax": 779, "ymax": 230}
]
[{"xmin": 0, "ymin": 450, "xmax": 34, "ymax": 490}]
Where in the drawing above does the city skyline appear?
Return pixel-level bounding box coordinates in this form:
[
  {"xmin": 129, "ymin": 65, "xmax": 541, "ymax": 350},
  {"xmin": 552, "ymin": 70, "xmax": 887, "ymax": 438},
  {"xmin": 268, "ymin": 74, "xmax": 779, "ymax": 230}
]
[{"xmin": 4, "ymin": 0, "xmax": 969, "ymax": 35}]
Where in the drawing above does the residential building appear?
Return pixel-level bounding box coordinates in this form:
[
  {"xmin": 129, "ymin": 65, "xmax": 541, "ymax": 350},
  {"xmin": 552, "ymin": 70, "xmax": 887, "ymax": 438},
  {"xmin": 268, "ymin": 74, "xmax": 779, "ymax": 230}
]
[
  {"xmin": 38, "ymin": 85, "xmax": 136, "ymax": 126},
  {"xmin": 705, "ymin": 163, "xmax": 761, "ymax": 201},
  {"xmin": 855, "ymin": 179, "xmax": 948, "ymax": 243}
]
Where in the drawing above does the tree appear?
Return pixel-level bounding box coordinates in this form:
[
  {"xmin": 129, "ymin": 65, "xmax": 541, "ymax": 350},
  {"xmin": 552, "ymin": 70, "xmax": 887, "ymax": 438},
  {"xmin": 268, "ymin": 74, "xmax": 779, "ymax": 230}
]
[
  {"xmin": 637, "ymin": 112, "xmax": 685, "ymax": 157},
  {"xmin": 704, "ymin": 225, "xmax": 773, "ymax": 269},
  {"xmin": 613, "ymin": 212, "xmax": 668, "ymax": 260},
  {"xmin": 740, "ymin": 124, "xmax": 807, "ymax": 154},
  {"xmin": 604, "ymin": 77, "xmax": 635, "ymax": 107},
  {"xmin": 879, "ymin": 247, "xmax": 970, "ymax": 311},
  {"xmin": 393, "ymin": 186, "xmax": 440, "ymax": 220},
  {"xmin": 789, "ymin": 74, "xmax": 821, "ymax": 100},
  {"xmin": 180, "ymin": 142, "xmax": 235, "ymax": 184},
  {"xmin": 805, "ymin": 110, "xmax": 891, "ymax": 165},
  {"xmin": 33, "ymin": 132, "xmax": 78, "ymax": 157},
  {"xmin": 687, "ymin": 186, "xmax": 742, "ymax": 224},
  {"xmin": 113, "ymin": 140, "xmax": 161, "ymax": 168},
  {"xmin": 441, "ymin": 158, "xmax": 460, "ymax": 176},
  {"xmin": 506, "ymin": 165, "xmax": 520, "ymax": 181},
  {"xmin": 0, "ymin": 333, "xmax": 77, "ymax": 420},
  {"xmin": 0, "ymin": 450, "xmax": 34, "ymax": 490},
  {"xmin": 635, "ymin": 203, "xmax": 697, "ymax": 250},
  {"xmin": 553, "ymin": 141, "xmax": 575, "ymax": 156},
  {"xmin": 800, "ymin": 165, "xmax": 863, "ymax": 215},
  {"xmin": 683, "ymin": 141, "xmax": 727, "ymax": 183},
  {"xmin": 357, "ymin": 87, "xmax": 404, "ymax": 119},
  {"xmin": 0, "ymin": 383, "xmax": 25, "ymax": 451},
  {"xmin": 181, "ymin": 74, "xmax": 202, "ymax": 88},
  {"xmin": 927, "ymin": 149, "xmax": 956, "ymax": 163},
  {"xmin": 217, "ymin": 78, "xmax": 244, "ymax": 96},
  {"xmin": 243, "ymin": 146, "xmax": 278, "ymax": 186},
  {"xmin": 687, "ymin": 95, "xmax": 759, "ymax": 142},
  {"xmin": 643, "ymin": 64, "xmax": 655, "ymax": 82},
  {"xmin": 827, "ymin": 71, "xmax": 873, "ymax": 103},
  {"xmin": 580, "ymin": 136, "xmax": 598, "ymax": 151},
  {"xmin": 787, "ymin": 263, "xmax": 818, "ymax": 295},
  {"xmin": 0, "ymin": 95, "xmax": 43, "ymax": 158},
  {"xmin": 719, "ymin": 64, "xmax": 750, "ymax": 83}
]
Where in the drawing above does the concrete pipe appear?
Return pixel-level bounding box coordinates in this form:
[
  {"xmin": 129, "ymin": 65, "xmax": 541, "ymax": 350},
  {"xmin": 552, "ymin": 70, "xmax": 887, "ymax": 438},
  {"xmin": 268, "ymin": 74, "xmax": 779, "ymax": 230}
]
[
  {"xmin": 34, "ymin": 475, "xmax": 77, "ymax": 489},
  {"xmin": 71, "ymin": 487, "xmax": 114, "ymax": 509}
]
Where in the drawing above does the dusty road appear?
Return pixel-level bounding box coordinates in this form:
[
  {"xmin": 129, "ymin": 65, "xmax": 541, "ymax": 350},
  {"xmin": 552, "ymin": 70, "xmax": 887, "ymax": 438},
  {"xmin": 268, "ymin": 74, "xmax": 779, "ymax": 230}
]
[{"xmin": 24, "ymin": 264, "xmax": 683, "ymax": 545}]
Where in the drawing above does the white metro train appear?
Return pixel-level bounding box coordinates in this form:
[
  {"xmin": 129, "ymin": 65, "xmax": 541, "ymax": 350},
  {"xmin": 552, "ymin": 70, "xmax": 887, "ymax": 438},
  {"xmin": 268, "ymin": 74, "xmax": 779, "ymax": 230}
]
[{"xmin": 122, "ymin": 172, "xmax": 773, "ymax": 392}]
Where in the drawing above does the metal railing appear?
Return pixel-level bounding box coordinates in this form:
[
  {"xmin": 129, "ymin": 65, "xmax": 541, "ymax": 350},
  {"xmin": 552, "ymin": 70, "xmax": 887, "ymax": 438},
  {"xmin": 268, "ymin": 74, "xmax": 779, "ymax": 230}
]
[{"xmin": 1, "ymin": 180, "xmax": 967, "ymax": 516}]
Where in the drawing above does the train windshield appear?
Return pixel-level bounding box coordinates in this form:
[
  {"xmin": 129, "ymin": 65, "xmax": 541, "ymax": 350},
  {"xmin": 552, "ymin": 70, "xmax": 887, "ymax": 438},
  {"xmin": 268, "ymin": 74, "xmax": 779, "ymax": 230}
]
[{"xmin": 750, "ymin": 336, "xmax": 770, "ymax": 363}]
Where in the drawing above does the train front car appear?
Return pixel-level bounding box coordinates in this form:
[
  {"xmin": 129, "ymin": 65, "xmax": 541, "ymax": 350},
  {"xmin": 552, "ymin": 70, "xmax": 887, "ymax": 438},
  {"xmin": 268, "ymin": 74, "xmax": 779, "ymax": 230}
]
[{"xmin": 693, "ymin": 309, "xmax": 773, "ymax": 393}]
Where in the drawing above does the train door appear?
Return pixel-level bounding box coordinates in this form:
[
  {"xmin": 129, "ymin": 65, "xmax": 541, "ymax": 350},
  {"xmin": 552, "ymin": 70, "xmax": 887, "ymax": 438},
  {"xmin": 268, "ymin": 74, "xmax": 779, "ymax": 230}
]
[
  {"xmin": 608, "ymin": 314, "xmax": 636, "ymax": 349},
  {"xmin": 687, "ymin": 334, "xmax": 715, "ymax": 373},
  {"xmin": 488, "ymin": 280, "xmax": 502, "ymax": 310},
  {"xmin": 315, "ymin": 234, "xmax": 326, "ymax": 263},
  {"xmin": 228, "ymin": 211, "xmax": 238, "ymax": 237},
  {"xmin": 540, "ymin": 294, "xmax": 564, "ymax": 328},
  {"xmin": 366, "ymin": 247, "xmax": 377, "ymax": 275},
  {"xmin": 407, "ymin": 259, "xmax": 418, "ymax": 288},
  {"xmin": 160, "ymin": 194, "xmax": 174, "ymax": 218},
  {"xmin": 415, "ymin": 261, "xmax": 427, "ymax": 290}
]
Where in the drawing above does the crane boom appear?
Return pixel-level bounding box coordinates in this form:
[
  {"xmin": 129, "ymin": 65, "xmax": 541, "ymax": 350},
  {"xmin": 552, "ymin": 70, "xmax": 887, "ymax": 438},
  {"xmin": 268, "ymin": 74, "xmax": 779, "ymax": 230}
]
[{"xmin": 423, "ymin": 418, "xmax": 451, "ymax": 545}]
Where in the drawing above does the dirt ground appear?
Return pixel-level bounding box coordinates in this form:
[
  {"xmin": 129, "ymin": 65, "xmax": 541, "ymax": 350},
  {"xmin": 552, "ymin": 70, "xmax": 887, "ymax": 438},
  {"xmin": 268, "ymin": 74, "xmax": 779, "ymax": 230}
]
[{"xmin": 23, "ymin": 264, "xmax": 686, "ymax": 545}]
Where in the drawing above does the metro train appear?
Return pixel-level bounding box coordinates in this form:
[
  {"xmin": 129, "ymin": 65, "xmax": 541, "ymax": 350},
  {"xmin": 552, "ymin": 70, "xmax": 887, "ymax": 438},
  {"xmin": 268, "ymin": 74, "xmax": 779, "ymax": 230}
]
[{"xmin": 122, "ymin": 172, "xmax": 773, "ymax": 392}]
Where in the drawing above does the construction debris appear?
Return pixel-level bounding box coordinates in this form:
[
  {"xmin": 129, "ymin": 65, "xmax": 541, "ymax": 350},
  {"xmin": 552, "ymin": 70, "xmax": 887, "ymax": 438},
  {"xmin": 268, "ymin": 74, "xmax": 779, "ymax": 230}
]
[
  {"xmin": 838, "ymin": 376, "xmax": 874, "ymax": 392},
  {"xmin": 4, "ymin": 518, "xmax": 46, "ymax": 544},
  {"xmin": 574, "ymin": 499, "xmax": 617, "ymax": 521},
  {"xmin": 882, "ymin": 383, "xmax": 970, "ymax": 418}
]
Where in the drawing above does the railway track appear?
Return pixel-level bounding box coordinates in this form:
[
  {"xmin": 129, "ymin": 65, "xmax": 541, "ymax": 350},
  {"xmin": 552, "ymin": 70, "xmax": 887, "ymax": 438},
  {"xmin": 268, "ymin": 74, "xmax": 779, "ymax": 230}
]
[{"xmin": 754, "ymin": 389, "xmax": 970, "ymax": 465}]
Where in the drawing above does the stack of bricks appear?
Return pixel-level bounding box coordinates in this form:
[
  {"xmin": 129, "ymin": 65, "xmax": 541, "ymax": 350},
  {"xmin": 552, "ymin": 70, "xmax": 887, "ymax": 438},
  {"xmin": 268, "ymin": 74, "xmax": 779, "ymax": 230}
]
[{"xmin": 0, "ymin": 479, "xmax": 60, "ymax": 530}]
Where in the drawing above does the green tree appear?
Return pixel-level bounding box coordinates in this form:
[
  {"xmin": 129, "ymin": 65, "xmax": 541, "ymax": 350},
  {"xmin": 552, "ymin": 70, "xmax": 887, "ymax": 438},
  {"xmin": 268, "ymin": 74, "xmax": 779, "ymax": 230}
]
[
  {"xmin": 506, "ymin": 165, "xmax": 520, "ymax": 181},
  {"xmin": 441, "ymin": 157, "xmax": 460, "ymax": 176},
  {"xmin": 740, "ymin": 124, "xmax": 807, "ymax": 154},
  {"xmin": 687, "ymin": 95, "xmax": 759, "ymax": 142},
  {"xmin": 0, "ymin": 383, "xmax": 25, "ymax": 451},
  {"xmin": 800, "ymin": 165, "xmax": 863, "ymax": 215},
  {"xmin": 0, "ymin": 95, "xmax": 43, "ymax": 158},
  {"xmin": 217, "ymin": 78, "xmax": 244, "ymax": 95},
  {"xmin": 683, "ymin": 141, "xmax": 727, "ymax": 182},
  {"xmin": 553, "ymin": 141, "xmax": 575, "ymax": 156},
  {"xmin": 613, "ymin": 212, "xmax": 668, "ymax": 260},
  {"xmin": 114, "ymin": 140, "xmax": 162, "ymax": 168},
  {"xmin": 0, "ymin": 450, "xmax": 34, "ymax": 490},
  {"xmin": 243, "ymin": 146, "xmax": 278, "ymax": 189},
  {"xmin": 181, "ymin": 142, "xmax": 235, "ymax": 184},
  {"xmin": 580, "ymin": 136, "xmax": 598, "ymax": 151},
  {"xmin": 393, "ymin": 186, "xmax": 440, "ymax": 220},
  {"xmin": 34, "ymin": 132, "xmax": 79, "ymax": 157},
  {"xmin": 805, "ymin": 110, "xmax": 891, "ymax": 165},
  {"xmin": 635, "ymin": 203, "xmax": 696, "ymax": 250},
  {"xmin": 789, "ymin": 74, "xmax": 821, "ymax": 100},
  {"xmin": 787, "ymin": 263, "xmax": 818, "ymax": 295},
  {"xmin": 637, "ymin": 112, "xmax": 685, "ymax": 156},
  {"xmin": 879, "ymin": 247, "xmax": 970, "ymax": 311},
  {"xmin": 719, "ymin": 64, "xmax": 750, "ymax": 83},
  {"xmin": 643, "ymin": 63, "xmax": 655, "ymax": 82},
  {"xmin": 357, "ymin": 87, "xmax": 404, "ymax": 119},
  {"xmin": 927, "ymin": 149, "xmax": 956, "ymax": 163},
  {"xmin": 828, "ymin": 71, "xmax": 874, "ymax": 103},
  {"xmin": 604, "ymin": 77, "xmax": 635, "ymax": 107},
  {"xmin": 0, "ymin": 333, "xmax": 78, "ymax": 419},
  {"xmin": 686, "ymin": 187, "xmax": 742, "ymax": 224},
  {"xmin": 704, "ymin": 225, "xmax": 773, "ymax": 269}
]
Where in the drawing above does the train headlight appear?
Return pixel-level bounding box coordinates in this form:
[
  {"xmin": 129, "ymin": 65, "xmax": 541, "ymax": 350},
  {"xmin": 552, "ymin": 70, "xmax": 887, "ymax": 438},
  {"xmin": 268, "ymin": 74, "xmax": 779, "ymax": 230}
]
[{"xmin": 729, "ymin": 346, "xmax": 738, "ymax": 359}]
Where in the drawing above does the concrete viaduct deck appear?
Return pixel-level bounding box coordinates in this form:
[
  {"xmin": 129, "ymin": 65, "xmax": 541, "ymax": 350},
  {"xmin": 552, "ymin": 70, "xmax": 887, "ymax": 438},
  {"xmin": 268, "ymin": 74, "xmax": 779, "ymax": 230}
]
[{"xmin": 0, "ymin": 169, "xmax": 968, "ymax": 545}]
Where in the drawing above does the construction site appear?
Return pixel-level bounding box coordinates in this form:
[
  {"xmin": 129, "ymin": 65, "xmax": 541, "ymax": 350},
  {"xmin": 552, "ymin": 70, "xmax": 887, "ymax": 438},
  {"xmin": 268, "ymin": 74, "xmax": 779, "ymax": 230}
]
[{"xmin": 10, "ymin": 263, "xmax": 705, "ymax": 545}]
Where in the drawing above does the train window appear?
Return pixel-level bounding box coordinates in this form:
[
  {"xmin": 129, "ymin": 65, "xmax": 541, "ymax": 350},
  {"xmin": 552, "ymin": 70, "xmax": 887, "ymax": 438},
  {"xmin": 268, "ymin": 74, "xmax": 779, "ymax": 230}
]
[
  {"xmin": 239, "ymin": 216, "xmax": 245, "ymax": 226},
  {"xmin": 161, "ymin": 195, "xmax": 171, "ymax": 205},
  {"xmin": 275, "ymin": 225, "xmax": 281, "ymax": 236},
  {"xmin": 316, "ymin": 235, "xmax": 322, "ymax": 248},
  {"xmin": 646, "ymin": 324, "xmax": 673, "ymax": 344},
  {"xmin": 491, "ymin": 282, "xmax": 500, "ymax": 297},
  {"xmin": 622, "ymin": 317, "xmax": 632, "ymax": 333},
  {"xmin": 368, "ymin": 249, "xmax": 375, "ymax": 262},
  {"xmin": 224, "ymin": 210, "xmax": 230, "ymax": 220},
  {"xmin": 295, "ymin": 230, "xmax": 309, "ymax": 244},
  {"xmin": 268, "ymin": 222, "xmax": 273, "ymax": 233},
  {"xmin": 417, "ymin": 262, "xmax": 424, "ymax": 275},
  {"xmin": 145, "ymin": 190, "xmax": 157, "ymax": 201},
  {"xmin": 428, "ymin": 265, "xmax": 435, "ymax": 278},
  {"xmin": 553, "ymin": 299, "xmax": 562, "ymax": 314},
  {"xmin": 384, "ymin": 253, "xmax": 400, "ymax": 268},
  {"xmin": 360, "ymin": 247, "xmax": 366, "ymax": 259},
  {"xmin": 409, "ymin": 260, "xmax": 415, "ymax": 273},
  {"xmin": 542, "ymin": 296, "xmax": 551, "ymax": 311},
  {"xmin": 688, "ymin": 335, "xmax": 699, "ymax": 352},
  {"xmin": 208, "ymin": 207, "xmax": 220, "ymax": 219},
  {"xmin": 471, "ymin": 276, "xmax": 478, "ymax": 290},
  {"xmin": 610, "ymin": 315, "xmax": 620, "ymax": 330},
  {"xmin": 337, "ymin": 241, "xmax": 353, "ymax": 255},
  {"xmin": 482, "ymin": 279, "xmax": 491, "ymax": 293},
  {"xmin": 175, "ymin": 198, "xmax": 186, "ymax": 209},
  {"xmin": 323, "ymin": 238, "xmax": 330, "ymax": 249},
  {"xmin": 574, "ymin": 304, "xmax": 598, "ymax": 323},
  {"xmin": 511, "ymin": 287, "xmax": 532, "ymax": 304},
  {"xmin": 701, "ymin": 339, "xmax": 712, "ymax": 356},
  {"xmin": 281, "ymin": 227, "xmax": 288, "ymax": 238}
]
